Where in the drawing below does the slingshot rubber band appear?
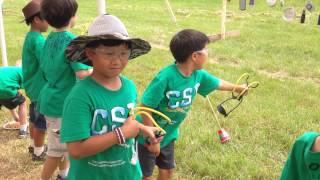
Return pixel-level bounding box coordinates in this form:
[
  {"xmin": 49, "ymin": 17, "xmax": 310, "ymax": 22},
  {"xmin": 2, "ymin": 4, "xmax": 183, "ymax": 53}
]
[
  {"xmin": 129, "ymin": 107, "xmax": 173, "ymax": 135},
  {"xmin": 133, "ymin": 107, "xmax": 172, "ymax": 123}
]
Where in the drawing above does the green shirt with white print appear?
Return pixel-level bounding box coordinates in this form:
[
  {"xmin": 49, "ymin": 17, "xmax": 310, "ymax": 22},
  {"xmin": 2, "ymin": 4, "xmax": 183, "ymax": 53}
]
[
  {"xmin": 138, "ymin": 64, "xmax": 221, "ymax": 148},
  {"xmin": 61, "ymin": 76, "xmax": 141, "ymax": 180}
]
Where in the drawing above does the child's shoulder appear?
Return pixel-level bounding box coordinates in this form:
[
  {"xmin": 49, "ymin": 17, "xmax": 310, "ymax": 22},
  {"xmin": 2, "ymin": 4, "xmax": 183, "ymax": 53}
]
[
  {"xmin": 47, "ymin": 31, "xmax": 75, "ymax": 42},
  {"xmin": 0, "ymin": 67, "xmax": 22, "ymax": 78},
  {"xmin": 120, "ymin": 75, "xmax": 136, "ymax": 88},
  {"xmin": 146, "ymin": 64, "xmax": 176, "ymax": 85},
  {"xmin": 296, "ymin": 132, "xmax": 320, "ymax": 145},
  {"xmin": 67, "ymin": 77, "xmax": 92, "ymax": 98},
  {"xmin": 159, "ymin": 64, "xmax": 176, "ymax": 72},
  {"xmin": 155, "ymin": 64, "xmax": 176, "ymax": 78},
  {"xmin": 0, "ymin": 66, "xmax": 21, "ymax": 71},
  {"xmin": 25, "ymin": 31, "xmax": 44, "ymax": 40}
]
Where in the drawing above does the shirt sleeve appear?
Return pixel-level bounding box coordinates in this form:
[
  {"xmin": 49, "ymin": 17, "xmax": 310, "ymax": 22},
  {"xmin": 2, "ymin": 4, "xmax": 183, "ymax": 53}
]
[
  {"xmin": 197, "ymin": 70, "xmax": 221, "ymax": 97},
  {"xmin": 141, "ymin": 76, "xmax": 167, "ymax": 108},
  {"xmin": 61, "ymin": 97, "xmax": 92, "ymax": 143},
  {"xmin": 34, "ymin": 36, "xmax": 46, "ymax": 62},
  {"xmin": 18, "ymin": 68, "xmax": 24, "ymax": 89}
]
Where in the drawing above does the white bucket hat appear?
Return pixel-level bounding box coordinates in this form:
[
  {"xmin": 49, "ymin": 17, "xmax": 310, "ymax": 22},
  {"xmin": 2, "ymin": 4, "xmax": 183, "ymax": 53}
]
[
  {"xmin": 305, "ymin": 1, "xmax": 315, "ymax": 12},
  {"xmin": 65, "ymin": 14, "xmax": 151, "ymax": 65}
]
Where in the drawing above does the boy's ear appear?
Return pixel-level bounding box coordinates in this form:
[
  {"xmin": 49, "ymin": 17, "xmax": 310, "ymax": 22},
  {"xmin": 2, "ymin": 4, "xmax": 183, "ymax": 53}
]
[
  {"xmin": 85, "ymin": 48, "xmax": 95, "ymax": 63},
  {"xmin": 191, "ymin": 52, "xmax": 198, "ymax": 62},
  {"xmin": 33, "ymin": 16, "xmax": 41, "ymax": 23}
]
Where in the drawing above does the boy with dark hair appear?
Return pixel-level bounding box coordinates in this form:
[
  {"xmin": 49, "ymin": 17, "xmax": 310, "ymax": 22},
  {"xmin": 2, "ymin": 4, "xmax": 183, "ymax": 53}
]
[
  {"xmin": 40, "ymin": 0, "xmax": 78, "ymax": 29},
  {"xmin": 21, "ymin": 0, "xmax": 48, "ymax": 161},
  {"xmin": 61, "ymin": 14, "xmax": 159, "ymax": 180},
  {"xmin": 280, "ymin": 132, "xmax": 320, "ymax": 179},
  {"xmin": 38, "ymin": 0, "xmax": 92, "ymax": 179},
  {"xmin": 138, "ymin": 29, "xmax": 248, "ymax": 180},
  {"xmin": 0, "ymin": 65, "xmax": 27, "ymax": 138}
]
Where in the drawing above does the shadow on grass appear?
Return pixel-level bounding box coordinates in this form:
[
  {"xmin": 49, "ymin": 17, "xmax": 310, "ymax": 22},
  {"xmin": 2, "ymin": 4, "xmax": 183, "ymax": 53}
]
[{"xmin": 0, "ymin": 129, "xmax": 20, "ymax": 144}]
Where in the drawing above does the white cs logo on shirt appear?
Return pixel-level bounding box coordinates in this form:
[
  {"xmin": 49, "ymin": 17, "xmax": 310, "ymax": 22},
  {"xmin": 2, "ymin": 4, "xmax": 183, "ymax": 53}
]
[
  {"xmin": 166, "ymin": 83, "xmax": 200, "ymax": 109},
  {"xmin": 91, "ymin": 103, "xmax": 135, "ymax": 135}
]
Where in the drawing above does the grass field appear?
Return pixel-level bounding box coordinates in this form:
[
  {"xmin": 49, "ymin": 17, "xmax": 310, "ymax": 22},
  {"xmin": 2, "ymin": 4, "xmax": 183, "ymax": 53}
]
[{"xmin": 0, "ymin": 0, "xmax": 320, "ymax": 179}]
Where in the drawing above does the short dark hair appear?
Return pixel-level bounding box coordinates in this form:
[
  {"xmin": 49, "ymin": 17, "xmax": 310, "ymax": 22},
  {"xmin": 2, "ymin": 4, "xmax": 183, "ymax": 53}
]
[
  {"xmin": 25, "ymin": 12, "xmax": 43, "ymax": 26},
  {"xmin": 86, "ymin": 39, "xmax": 131, "ymax": 49},
  {"xmin": 40, "ymin": 0, "xmax": 78, "ymax": 28},
  {"xmin": 170, "ymin": 29, "xmax": 209, "ymax": 63}
]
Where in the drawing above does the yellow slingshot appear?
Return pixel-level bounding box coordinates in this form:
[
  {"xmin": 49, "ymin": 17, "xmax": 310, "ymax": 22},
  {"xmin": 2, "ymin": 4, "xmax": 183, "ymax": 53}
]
[
  {"xmin": 130, "ymin": 107, "xmax": 172, "ymax": 135},
  {"xmin": 232, "ymin": 73, "xmax": 260, "ymax": 100}
]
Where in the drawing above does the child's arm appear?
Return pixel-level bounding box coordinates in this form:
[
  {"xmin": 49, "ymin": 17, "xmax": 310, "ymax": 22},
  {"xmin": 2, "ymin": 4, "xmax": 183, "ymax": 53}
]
[
  {"xmin": 75, "ymin": 68, "xmax": 93, "ymax": 79},
  {"xmin": 218, "ymin": 79, "xmax": 247, "ymax": 94},
  {"xmin": 312, "ymin": 136, "xmax": 320, "ymax": 152},
  {"xmin": 70, "ymin": 62, "xmax": 93, "ymax": 79},
  {"xmin": 66, "ymin": 116, "xmax": 158, "ymax": 159}
]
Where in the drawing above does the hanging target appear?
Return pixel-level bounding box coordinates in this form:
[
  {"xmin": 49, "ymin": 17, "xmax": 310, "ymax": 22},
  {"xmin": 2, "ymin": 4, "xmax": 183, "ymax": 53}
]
[
  {"xmin": 280, "ymin": 0, "xmax": 285, "ymax": 7},
  {"xmin": 239, "ymin": 0, "xmax": 246, "ymax": 10},
  {"xmin": 317, "ymin": 14, "xmax": 320, "ymax": 25},
  {"xmin": 266, "ymin": 0, "xmax": 277, "ymax": 7},
  {"xmin": 283, "ymin": 7, "xmax": 295, "ymax": 22},
  {"xmin": 305, "ymin": 1, "xmax": 315, "ymax": 12},
  {"xmin": 249, "ymin": 0, "xmax": 254, "ymax": 6}
]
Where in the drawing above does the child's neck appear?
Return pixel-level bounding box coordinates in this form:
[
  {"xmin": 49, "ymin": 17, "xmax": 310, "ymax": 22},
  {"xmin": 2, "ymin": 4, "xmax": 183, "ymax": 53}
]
[
  {"xmin": 176, "ymin": 62, "xmax": 195, "ymax": 77},
  {"xmin": 92, "ymin": 72, "xmax": 122, "ymax": 91},
  {"xmin": 30, "ymin": 25, "xmax": 40, "ymax": 33},
  {"xmin": 54, "ymin": 25, "xmax": 70, "ymax": 32}
]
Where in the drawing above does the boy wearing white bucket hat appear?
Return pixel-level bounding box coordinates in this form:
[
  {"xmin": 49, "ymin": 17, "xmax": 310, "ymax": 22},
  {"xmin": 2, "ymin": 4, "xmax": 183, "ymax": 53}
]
[
  {"xmin": 61, "ymin": 14, "xmax": 160, "ymax": 180},
  {"xmin": 137, "ymin": 29, "xmax": 248, "ymax": 180},
  {"xmin": 38, "ymin": 0, "xmax": 92, "ymax": 179}
]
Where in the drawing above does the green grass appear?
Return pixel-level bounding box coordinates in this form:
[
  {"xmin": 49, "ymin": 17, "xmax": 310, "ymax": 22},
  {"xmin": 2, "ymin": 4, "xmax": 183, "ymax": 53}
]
[{"xmin": 1, "ymin": 0, "xmax": 320, "ymax": 179}]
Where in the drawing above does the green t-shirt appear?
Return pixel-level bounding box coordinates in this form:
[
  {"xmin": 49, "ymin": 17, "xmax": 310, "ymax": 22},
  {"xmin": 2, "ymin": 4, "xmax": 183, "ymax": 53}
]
[
  {"xmin": 38, "ymin": 31, "xmax": 91, "ymax": 117},
  {"xmin": 22, "ymin": 31, "xmax": 46, "ymax": 102},
  {"xmin": 0, "ymin": 67, "xmax": 23, "ymax": 99},
  {"xmin": 139, "ymin": 64, "xmax": 221, "ymax": 148},
  {"xmin": 280, "ymin": 132, "xmax": 320, "ymax": 180},
  {"xmin": 61, "ymin": 76, "xmax": 141, "ymax": 180}
]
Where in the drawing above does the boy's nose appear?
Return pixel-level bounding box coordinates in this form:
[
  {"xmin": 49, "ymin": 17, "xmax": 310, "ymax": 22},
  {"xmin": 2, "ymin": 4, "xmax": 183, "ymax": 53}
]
[{"xmin": 111, "ymin": 55, "xmax": 122, "ymax": 64}]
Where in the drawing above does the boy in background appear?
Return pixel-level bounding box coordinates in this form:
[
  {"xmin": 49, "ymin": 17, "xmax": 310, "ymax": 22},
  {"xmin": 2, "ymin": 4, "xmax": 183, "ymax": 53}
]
[
  {"xmin": 21, "ymin": 0, "xmax": 48, "ymax": 161},
  {"xmin": 280, "ymin": 132, "xmax": 320, "ymax": 179},
  {"xmin": 138, "ymin": 29, "xmax": 248, "ymax": 180},
  {"xmin": 38, "ymin": 0, "xmax": 92, "ymax": 179},
  {"xmin": 0, "ymin": 64, "xmax": 28, "ymax": 138}
]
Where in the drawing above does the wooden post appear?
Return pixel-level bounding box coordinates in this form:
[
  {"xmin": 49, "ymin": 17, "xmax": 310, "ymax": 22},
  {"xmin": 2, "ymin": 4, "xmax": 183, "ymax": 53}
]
[
  {"xmin": 0, "ymin": 0, "xmax": 8, "ymax": 66},
  {"xmin": 208, "ymin": 0, "xmax": 240, "ymax": 41},
  {"xmin": 165, "ymin": 0, "xmax": 177, "ymax": 24},
  {"xmin": 221, "ymin": 0, "xmax": 227, "ymax": 39},
  {"xmin": 96, "ymin": 0, "xmax": 106, "ymax": 15}
]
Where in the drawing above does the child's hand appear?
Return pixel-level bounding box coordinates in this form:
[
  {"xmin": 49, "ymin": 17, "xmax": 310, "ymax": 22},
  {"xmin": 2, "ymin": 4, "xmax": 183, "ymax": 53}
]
[
  {"xmin": 236, "ymin": 84, "xmax": 248, "ymax": 94},
  {"xmin": 139, "ymin": 124, "xmax": 161, "ymax": 144},
  {"xmin": 235, "ymin": 84, "xmax": 248, "ymax": 100},
  {"xmin": 120, "ymin": 116, "xmax": 141, "ymax": 139},
  {"xmin": 145, "ymin": 143, "xmax": 160, "ymax": 156}
]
